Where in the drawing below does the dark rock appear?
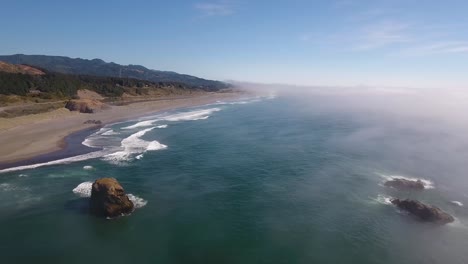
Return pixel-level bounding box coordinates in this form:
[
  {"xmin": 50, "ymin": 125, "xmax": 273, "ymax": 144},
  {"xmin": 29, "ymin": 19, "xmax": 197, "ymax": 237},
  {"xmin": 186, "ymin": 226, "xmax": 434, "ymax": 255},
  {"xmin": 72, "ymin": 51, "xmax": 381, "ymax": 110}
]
[
  {"xmin": 65, "ymin": 100, "xmax": 94, "ymax": 113},
  {"xmin": 65, "ymin": 99, "xmax": 106, "ymax": 113},
  {"xmin": 90, "ymin": 178, "xmax": 134, "ymax": 218},
  {"xmin": 391, "ymin": 198, "xmax": 454, "ymax": 224},
  {"xmin": 83, "ymin": 119, "xmax": 102, "ymax": 125},
  {"xmin": 384, "ymin": 178, "xmax": 425, "ymax": 190}
]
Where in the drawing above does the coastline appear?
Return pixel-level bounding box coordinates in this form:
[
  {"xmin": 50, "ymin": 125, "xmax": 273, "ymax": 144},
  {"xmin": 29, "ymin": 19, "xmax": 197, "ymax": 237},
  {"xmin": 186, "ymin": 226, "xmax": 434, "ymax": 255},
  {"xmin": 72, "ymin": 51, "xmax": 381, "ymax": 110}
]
[
  {"xmin": 0, "ymin": 92, "xmax": 241, "ymax": 167},
  {"xmin": 0, "ymin": 127, "xmax": 100, "ymax": 170}
]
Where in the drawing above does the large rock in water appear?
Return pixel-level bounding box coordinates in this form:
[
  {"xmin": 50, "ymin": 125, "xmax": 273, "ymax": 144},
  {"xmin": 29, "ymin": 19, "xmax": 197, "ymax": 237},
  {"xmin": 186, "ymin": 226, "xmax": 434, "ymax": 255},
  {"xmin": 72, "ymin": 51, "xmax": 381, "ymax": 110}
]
[
  {"xmin": 391, "ymin": 198, "xmax": 454, "ymax": 224},
  {"xmin": 90, "ymin": 178, "xmax": 134, "ymax": 218},
  {"xmin": 384, "ymin": 178, "xmax": 425, "ymax": 190}
]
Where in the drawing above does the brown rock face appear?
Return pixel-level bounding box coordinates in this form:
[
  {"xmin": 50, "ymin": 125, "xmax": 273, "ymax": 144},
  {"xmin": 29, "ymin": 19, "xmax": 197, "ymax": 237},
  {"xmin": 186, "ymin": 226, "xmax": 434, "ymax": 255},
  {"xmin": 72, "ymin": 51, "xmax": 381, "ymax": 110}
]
[
  {"xmin": 65, "ymin": 99, "xmax": 107, "ymax": 113},
  {"xmin": 90, "ymin": 178, "xmax": 134, "ymax": 218},
  {"xmin": 391, "ymin": 198, "xmax": 454, "ymax": 224},
  {"xmin": 384, "ymin": 178, "xmax": 425, "ymax": 190}
]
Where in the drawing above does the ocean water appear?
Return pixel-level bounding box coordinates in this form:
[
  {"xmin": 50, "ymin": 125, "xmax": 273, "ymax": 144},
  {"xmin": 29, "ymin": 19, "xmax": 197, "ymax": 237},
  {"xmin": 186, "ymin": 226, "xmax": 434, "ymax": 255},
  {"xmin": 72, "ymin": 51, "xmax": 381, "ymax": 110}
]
[{"xmin": 1, "ymin": 93, "xmax": 468, "ymax": 264}]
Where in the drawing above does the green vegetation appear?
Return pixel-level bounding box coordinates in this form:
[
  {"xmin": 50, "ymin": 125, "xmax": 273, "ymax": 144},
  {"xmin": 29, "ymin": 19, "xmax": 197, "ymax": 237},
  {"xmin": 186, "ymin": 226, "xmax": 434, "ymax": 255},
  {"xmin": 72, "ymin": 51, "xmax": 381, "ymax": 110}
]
[
  {"xmin": 0, "ymin": 54, "xmax": 231, "ymax": 91},
  {"xmin": 0, "ymin": 71, "xmax": 213, "ymax": 99}
]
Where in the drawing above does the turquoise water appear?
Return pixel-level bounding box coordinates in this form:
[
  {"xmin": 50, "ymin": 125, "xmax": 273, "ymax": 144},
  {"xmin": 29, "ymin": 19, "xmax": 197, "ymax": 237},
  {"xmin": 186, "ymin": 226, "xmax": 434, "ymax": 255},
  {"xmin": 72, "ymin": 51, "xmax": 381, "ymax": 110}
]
[{"xmin": 1, "ymin": 94, "xmax": 468, "ymax": 263}]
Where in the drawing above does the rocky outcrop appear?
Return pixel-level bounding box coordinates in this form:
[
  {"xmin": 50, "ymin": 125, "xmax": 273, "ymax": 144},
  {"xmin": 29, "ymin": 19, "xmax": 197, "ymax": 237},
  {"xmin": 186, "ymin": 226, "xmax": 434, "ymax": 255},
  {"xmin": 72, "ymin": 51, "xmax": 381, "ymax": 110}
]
[
  {"xmin": 83, "ymin": 119, "xmax": 102, "ymax": 125},
  {"xmin": 391, "ymin": 198, "xmax": 454, "ymax": 224},
  {"xmin": 90, "ymin": 178, "xmax": 134, "ymax": 218},
  {"xmin": 384, "ymin": 178, "xmax": 425, "ymax": 190},
  {"xmin": 65, "ymin": 99, "xmax": 106, "ymax": 113}
]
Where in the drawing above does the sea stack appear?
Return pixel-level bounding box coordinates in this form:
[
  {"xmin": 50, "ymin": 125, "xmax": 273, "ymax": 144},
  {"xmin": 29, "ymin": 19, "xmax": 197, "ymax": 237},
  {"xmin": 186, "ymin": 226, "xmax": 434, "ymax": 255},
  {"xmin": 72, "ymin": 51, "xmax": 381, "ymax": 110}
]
[
  {"xmin": 384, "ymin": 178, "xmax": 425, "ymax": 190},
  {"xmin": 90, "ymin": 178, "xmax": 134, "ymax": 218},
  {"xmin": 391, "ymin": 198, "xmax": 454, "ymax": 224}
]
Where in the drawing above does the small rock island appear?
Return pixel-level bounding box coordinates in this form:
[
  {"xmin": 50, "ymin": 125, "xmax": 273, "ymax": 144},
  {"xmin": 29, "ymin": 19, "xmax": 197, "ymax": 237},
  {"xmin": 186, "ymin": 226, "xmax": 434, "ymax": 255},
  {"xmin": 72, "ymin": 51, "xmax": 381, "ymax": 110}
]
[
  {"xmin": 391, "ymin": 198, "xmax": 454, "ymax": 224},
  {"xmin": 384, "ymin": 178, "xmax": 425, "ymax": 190},
  {"xmin": 90, "ymin": 178, "xmax": 134, "ymax": 218}
]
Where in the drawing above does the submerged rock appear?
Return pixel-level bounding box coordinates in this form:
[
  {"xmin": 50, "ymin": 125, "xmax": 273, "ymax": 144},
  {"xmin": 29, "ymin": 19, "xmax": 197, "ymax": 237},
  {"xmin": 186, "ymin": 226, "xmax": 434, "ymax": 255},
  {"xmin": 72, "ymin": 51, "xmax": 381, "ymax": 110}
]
[
  {"xmin": 384, "ymin": 178, "xmax": 425, "ymax": 190},
  {"xmin": 391, "ymin": 198, "xmax": 454, "ymax": 224},
  {"xmin": 90, "ymin": 178, "xmax": 134, "ymax": 218}
]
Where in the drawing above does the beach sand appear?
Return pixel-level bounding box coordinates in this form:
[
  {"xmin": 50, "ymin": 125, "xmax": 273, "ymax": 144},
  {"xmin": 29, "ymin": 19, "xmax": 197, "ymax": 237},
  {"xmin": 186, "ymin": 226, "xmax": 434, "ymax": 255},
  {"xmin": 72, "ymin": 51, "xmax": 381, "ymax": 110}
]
[{"xmin": 0, "ymin": 92, "xmax": 239, "ymax": 164}]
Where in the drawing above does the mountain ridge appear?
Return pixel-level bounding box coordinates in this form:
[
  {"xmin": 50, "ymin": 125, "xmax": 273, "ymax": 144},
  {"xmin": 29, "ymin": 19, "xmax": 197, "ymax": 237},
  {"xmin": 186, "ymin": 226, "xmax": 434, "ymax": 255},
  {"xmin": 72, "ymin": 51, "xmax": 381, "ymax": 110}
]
[{"xmin": 0, "ymin": 54, "xmax": 230, "ymax": 91}]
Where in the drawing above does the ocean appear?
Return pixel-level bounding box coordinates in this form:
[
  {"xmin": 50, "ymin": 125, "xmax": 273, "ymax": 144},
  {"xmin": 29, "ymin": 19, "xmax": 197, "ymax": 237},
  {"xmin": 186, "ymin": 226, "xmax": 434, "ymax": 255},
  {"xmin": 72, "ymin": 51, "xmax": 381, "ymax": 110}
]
[{"xmin": 1, "ymin": 92, "xmax": 468, "ymax": 264}]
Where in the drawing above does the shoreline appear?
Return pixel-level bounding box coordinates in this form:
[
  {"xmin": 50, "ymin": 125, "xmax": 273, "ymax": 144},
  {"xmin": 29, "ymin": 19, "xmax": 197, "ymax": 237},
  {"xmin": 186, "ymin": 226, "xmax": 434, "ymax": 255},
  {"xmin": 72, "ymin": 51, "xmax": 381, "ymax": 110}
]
[
  {"xmin": 0, "ymin": 127, "xmax": 100, "ymax": 170},
  {"xmin": 0, "ymin": 92, "xmax": 242, "ymax": 168}
]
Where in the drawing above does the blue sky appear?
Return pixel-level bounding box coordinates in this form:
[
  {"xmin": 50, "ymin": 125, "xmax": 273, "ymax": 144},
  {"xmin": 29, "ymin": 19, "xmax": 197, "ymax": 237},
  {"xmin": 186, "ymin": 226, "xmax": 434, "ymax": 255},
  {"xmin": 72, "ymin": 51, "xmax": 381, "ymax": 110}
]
[{"xmin": 2, "ymin": 0, "xmax": 468, "ymax": 88}]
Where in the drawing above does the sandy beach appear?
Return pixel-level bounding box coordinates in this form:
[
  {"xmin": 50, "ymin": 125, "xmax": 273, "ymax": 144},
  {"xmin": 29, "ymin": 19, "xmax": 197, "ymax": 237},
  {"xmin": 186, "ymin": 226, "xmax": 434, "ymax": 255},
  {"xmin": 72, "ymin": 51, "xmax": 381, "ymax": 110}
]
[{"xmin": 0, "ymin": 92, "xmax": 239, "ymax": 164}]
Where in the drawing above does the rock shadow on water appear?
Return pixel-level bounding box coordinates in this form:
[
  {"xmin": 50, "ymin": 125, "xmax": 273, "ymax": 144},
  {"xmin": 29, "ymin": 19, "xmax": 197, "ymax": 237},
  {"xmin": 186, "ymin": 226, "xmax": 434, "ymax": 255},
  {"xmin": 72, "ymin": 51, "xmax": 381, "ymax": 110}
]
[{"xmin": 64, "ymin": 197, "xmax": 91, "ymax": 215}]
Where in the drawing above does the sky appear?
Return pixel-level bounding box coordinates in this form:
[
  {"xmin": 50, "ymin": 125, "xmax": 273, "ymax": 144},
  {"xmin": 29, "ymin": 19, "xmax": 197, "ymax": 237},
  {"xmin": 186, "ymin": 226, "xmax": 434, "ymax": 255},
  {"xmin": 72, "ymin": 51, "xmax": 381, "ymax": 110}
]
[{"xmin": 1, "ymin": 0, "xmax": 468, "ymax": 89}]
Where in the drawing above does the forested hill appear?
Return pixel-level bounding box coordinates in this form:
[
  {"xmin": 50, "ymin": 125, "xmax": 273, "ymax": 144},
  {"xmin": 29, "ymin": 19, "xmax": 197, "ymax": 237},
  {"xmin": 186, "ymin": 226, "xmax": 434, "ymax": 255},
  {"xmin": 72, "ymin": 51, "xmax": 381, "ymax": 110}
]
[{"xmin": 0, "ymin": 54, "xmax": 230, "ymax": 91}]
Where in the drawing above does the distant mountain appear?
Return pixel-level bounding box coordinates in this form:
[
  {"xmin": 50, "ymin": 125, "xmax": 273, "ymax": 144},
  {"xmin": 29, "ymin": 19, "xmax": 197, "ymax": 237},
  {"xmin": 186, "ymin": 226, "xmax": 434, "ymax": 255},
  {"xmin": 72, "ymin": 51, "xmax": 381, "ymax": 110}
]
[
  {"xmin": 0, "ymin": 54, "xmax": 230, "ymax": 91},
  {"xmin": 0, "ymin": 60, "xmax": 219, "ymax": 98}
]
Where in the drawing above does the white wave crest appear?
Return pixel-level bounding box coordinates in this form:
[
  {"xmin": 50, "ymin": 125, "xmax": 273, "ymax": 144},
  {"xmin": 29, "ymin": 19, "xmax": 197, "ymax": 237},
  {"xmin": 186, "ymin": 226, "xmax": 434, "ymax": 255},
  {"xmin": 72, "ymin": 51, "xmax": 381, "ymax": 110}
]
[
  {"xmin": 379, "ymin": 173, "xmax": 435, "ymax": 189},
  {"xmin": 83, "ymin": 165, "xmax": 94, "ymax": 170},
  {"xmin": 0, "ymin": 150, "xmax": 109, "ymax": 174},
  {"xmin": 127, "ymin": 194, "xmax": 148, "ymax": 208},
  {"xmin": 451, "ymin": 201, "xmax": 464, "ymax": 207},
  {"xmin": 72, "ymin": 181, "xmax": 93, "ymax": 197},
  {"xmin": 103, "ymin": 127, "xmax": 167, "ymax": 163},
  {"xmin": 215, "ymin": 99, "xmax": 260, "ymax": 105},
  {"xmin": 102, "ymin": 129, "xmax": 119, "ymax": 136},
  {"xmin": 162, "ymin": 108, "xmax": 220, "ymax": 122},
  {"xmin": 156, "ymin": 124, "xmax": 168, "ymax": 128},
  {"xmin": 122, "ymin": 120, "xmax": 157, "ymax": 130},
  {"xmin": 374, "ymin": 194, "xmax": 393, "ymax": 205}
]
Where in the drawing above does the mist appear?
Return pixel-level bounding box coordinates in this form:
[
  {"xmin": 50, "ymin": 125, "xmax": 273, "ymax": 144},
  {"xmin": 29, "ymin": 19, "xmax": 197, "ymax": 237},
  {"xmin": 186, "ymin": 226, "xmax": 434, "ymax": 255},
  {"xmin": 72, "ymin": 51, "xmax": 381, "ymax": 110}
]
[{"xmin": 239, "ymin": 82, "xmax": 468, "ymax": 193}]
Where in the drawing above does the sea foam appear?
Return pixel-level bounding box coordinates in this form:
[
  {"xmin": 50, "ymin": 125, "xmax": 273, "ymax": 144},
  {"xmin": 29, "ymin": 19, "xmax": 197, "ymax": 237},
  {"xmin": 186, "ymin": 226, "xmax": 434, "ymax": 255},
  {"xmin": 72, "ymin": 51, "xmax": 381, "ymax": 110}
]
[
  {"xmin": 72, "ymin": 181, "xmax": 93, "ymax": 197},
  {"xmin": 122, "ymin": 120, "xmax": 157, "ymax": 130},
  {"xmin": 103, "ymin": 127, "xmax": 167, "ymax": 163},
  {"xmin": 101, "ymin": 129, "xmax": 119, "ymax": 136},
  {"xmin": 451, "ymin": 201, "xmax": 464, "ymax": 207},
  {"xmin": 162, "ymin": 108, "xmax": 221, "ymax": 122},
  {"xmin": 374, "ymin": 194, "xmax": 393, "ymax": 205},
  {"xmin": 0, "ymin": 150, "xmax": 109, "ymax": 174}
]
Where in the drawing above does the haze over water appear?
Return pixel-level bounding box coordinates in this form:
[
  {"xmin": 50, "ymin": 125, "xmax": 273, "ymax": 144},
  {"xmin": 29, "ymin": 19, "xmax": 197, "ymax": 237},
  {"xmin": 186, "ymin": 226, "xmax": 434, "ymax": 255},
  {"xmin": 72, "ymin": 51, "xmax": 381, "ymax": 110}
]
[{"xmin": 1, "ymin": 91, "xmax": 468, "ymax": 264}]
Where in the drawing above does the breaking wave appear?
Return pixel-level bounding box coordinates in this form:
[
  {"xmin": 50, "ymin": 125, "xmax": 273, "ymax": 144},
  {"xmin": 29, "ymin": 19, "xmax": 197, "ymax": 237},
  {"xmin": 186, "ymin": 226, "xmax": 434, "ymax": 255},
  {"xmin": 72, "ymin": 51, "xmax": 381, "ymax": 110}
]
[
  {"xmin": 102, "ymin": 129, "xmax": 119, "ymax": 136},
  {"xmin": 127, "ymin": 194, "xmax": 148, "ymax": 208},
  {"xmin": 0, "ymin": 150, "xmax": 109, "ymax": 174},
  {"xmin": 103, "ymin": 127, "xmax": 167, "ymax": 163},
  {"xmin": 122, "ymin": 120, "xmax": 156, "ymax": 130},
  {"xmin": 373, "ymin": 194, "xmax": 393, "ymax": 205},
  {"xmin": 162, "ymin": 108, "xmax": 221, "ymax": 122},
  {"xmin": 0, "ymin": 106, "xmax": 222, "ymax": 173},
  {"xmin": 72, "ymin": 181, "xmax": 93, "ymax": 197}
]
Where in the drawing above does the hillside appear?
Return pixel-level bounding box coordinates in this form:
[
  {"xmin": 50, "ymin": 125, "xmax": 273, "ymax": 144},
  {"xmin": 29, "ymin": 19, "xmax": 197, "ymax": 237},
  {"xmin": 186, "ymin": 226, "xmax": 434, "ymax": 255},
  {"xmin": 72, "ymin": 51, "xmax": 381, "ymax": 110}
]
[
  {"xmin": 0, "ymin": 61, "xmax": 45, "ymax": 75},
  {"xmin": 0, "ymin": 54, "xmax": 230, "ymax": 91},
  {"xmin": 0, "ymin": 62, "xmax": 212, "ymax": 98}
]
